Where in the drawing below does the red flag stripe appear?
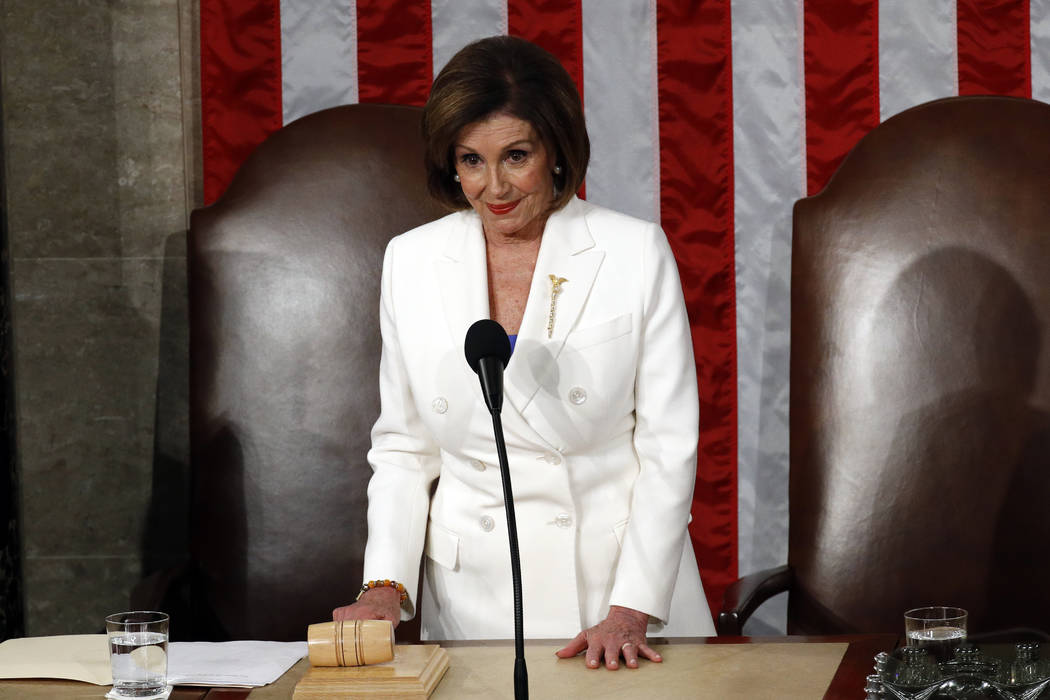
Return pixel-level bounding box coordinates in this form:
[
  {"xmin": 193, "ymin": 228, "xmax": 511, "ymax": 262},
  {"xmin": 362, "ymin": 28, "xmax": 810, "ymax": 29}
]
[
  {"xmin": 508, "ymin": 1, "xmax": 585, "ymax": 199},
  {"xmin": 656, "ymin": 0, "xmax": 737, "ymax": 615},
  {"xmin": 356, "ymin": 0, "xmax": 433, "ymax": 106},
  {"xmin": 957, "ymin": 0, "xmax": 1031, "ymax": 97},
  {"xmin": 508, "ymin": 1, "xmax": 585, "ymax": 99},
  {"xmin": 803, "ymin": 0, "xmax": 880, "ymax": 196},
  {"xmin": 200, "ymin": 0, "xmax": 283, "ymax": 205}
]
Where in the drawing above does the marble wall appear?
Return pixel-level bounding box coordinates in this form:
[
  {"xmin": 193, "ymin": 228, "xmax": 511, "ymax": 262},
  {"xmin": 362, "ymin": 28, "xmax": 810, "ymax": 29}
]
[
  {"xmin": 1, "ymin": 51, "xmax": 25, "ymax": 641},
  {"xmin": 0, "ymin": 0, "xmax": 199, "ymax": 635}
]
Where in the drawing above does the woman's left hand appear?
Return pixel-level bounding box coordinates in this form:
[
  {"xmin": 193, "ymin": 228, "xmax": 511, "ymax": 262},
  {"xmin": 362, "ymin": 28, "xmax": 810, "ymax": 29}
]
[{"xmin": 555, "ymin": 605, "xmax": 662, "ymax": 670}]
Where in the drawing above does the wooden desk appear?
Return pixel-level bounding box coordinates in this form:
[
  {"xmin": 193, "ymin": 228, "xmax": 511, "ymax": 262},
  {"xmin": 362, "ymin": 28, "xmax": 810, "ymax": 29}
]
[{"xmin": 0, "ymin": 635, "xmax": 896, "ymax": 700}]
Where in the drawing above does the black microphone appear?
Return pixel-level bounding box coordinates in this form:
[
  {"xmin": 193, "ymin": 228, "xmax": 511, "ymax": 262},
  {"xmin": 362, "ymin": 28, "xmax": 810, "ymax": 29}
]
[
  {"xmin": 464, "ymin": 319, "xmax": 528, "ymax": 700},
  {"xmin": 464, "ymin": 319, "xmax": 512, "ymax": 414}
]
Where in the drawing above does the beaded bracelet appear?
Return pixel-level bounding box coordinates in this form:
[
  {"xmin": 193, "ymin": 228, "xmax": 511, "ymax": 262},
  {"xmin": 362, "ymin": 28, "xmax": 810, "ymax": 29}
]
[{"xmin": 357, "ymin": 579, "xmax": 408, "ymax": 605}]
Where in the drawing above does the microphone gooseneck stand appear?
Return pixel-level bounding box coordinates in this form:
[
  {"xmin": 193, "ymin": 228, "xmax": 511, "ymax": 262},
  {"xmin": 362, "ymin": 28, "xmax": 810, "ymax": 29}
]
[
  {"xmin": 465, "ymin": 321, "xmax": 528, "ymax": 700},
  {"xmin": 489, "ymin": 405, "xmax": 528, "ymax": 700}
]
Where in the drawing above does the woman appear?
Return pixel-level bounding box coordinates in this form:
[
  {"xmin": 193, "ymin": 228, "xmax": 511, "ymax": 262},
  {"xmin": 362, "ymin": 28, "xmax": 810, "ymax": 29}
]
[{"xmin": 333, "ymin": 35, "xmax": 715, "ymax": 670}]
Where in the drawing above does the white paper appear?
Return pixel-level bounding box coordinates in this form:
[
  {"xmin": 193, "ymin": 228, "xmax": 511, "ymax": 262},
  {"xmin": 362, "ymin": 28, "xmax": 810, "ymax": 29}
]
[
  {"xmin": 168, "ymin": 640, "xmax": 307, "ymax": 687},
  {"xmin": 0, "ymin": 634, "xmax": 111, "ymax": 685},
  {"xmin": 0, "ymin": 635, "xmax": 306, "ymax": 688}
]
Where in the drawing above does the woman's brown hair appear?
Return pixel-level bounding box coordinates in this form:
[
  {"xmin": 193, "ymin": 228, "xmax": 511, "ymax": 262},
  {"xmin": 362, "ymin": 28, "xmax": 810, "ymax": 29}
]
[{"xmin": 422, "ymin": 35, "xmax": 589, "ymax": 211}]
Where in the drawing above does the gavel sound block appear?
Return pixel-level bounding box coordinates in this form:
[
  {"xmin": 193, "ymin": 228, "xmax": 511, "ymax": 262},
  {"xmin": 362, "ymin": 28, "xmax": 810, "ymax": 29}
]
[{"xmin": 293, "ymin": 621, "xmax": 449, "ymax": 699}]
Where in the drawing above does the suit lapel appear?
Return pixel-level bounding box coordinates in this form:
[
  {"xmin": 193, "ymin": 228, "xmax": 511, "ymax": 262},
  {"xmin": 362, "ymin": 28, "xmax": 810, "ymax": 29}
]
[
  {"xmin": 435, "ymin": 212, "xmax": 489, "ymax": 349},
  {"xmin": 504, "ymin": 198, "xmax": 605, "ymax": 419}
]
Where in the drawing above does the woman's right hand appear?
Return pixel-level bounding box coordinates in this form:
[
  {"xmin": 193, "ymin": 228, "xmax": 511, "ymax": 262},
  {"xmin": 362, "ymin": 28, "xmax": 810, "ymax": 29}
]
[{"xmin": 332, "ymin": 586, "xmax": 402, "ymax": 627}]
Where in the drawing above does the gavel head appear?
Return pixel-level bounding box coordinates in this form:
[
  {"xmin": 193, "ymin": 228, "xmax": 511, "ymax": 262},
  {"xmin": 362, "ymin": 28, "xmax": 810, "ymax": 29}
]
[{"xmin": 307, "ymin": 620, "xmax": 395, "ymax": 667}]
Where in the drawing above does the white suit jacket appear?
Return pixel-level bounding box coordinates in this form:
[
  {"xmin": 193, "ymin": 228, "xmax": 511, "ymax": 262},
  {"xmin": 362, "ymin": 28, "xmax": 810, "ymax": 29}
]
[{"xmin": 362, "ymin": 197, "xmax": 715, "ymax": 639}]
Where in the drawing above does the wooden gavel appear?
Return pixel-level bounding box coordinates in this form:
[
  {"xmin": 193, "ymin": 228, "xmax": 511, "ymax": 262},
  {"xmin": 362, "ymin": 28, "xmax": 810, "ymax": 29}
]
[{"xmin": 307, "ymin": 620, "xmax": 395, "ymax": 667}]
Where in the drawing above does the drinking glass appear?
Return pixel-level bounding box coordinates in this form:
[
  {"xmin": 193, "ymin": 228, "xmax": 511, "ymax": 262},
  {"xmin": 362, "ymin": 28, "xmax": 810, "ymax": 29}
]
[
  {"xmin": 904, "ymin": 606, "xmax": 967, "ymax": 663},
  {"xmin": 105, "ymin": 611, "xmax": 169, "ymax": 698}
]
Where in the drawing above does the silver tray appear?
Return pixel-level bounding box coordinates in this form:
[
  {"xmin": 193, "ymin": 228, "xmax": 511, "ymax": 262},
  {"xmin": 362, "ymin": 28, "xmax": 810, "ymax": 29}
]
[{"xmin": 866, "ymin": 643, "xmax": 1050, "ymax": 699}]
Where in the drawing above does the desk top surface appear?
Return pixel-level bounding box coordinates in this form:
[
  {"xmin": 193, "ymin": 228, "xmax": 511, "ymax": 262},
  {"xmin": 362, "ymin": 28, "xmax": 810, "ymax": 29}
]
[{"xmin": 0, "ymin": 635, "xmax": 896, "ymax": 700}]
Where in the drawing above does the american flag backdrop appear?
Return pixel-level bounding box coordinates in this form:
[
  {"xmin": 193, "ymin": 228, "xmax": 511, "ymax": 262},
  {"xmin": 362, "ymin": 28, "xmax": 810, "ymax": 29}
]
[{"xmin": 200, "ymin": 0, "xmax": 1050, "ymax": 626}]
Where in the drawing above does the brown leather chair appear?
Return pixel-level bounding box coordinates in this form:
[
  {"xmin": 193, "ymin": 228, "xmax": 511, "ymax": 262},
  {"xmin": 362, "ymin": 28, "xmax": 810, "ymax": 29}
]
[
  {"xmin": 141, "ymin": 104, "xmax": 444, "ymax": 641},
  {"xmin": 719, "ymin": 96, "xmax": 1050, "ymax": 637}
]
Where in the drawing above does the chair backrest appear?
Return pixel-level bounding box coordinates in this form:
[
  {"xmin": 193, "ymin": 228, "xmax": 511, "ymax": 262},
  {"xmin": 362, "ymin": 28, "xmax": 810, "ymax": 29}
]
[
  {"xmin": 187, "ymin": 104, "xmax": 445, "ymax": 641},
  {"xmin": 789, "ymin": 96, "xmax": 1050, "ymax": 635}
]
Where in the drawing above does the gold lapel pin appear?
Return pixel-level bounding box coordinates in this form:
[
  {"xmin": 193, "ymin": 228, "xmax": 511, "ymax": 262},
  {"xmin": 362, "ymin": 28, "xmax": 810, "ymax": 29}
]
[{"xmin": 547, "ymin": 275, "xmax": 568, "ymax": 339}]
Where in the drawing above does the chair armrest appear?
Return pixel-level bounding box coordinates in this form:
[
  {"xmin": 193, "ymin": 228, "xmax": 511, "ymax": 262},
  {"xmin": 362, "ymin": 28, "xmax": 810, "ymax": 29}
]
[
  {"xmin": 716, "ymin": 564, "xmax": 793, "ymax": 636},
  {"xmin": 968, "ymin": 627, "xmax": 1050, "ymax": 643}
]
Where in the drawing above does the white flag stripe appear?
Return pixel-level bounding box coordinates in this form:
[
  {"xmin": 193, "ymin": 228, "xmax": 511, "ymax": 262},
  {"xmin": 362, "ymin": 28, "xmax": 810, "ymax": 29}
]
[
  {"xmin": 878, "ymin": 0, "xmax": 958, "ymax": 121},
  {"xmin": 1031, "ymin": 3, "xmax": 1050, "ymax": 103},
  {"xmin": 280, "ymin": 0, "xmax": 358, "ymax": 123},
  {"xmin": 582, "ymin": 0, "xmax": 659, "ymax": 222},
  {"xmin": 730, "ymin": 0, "xmax": 803, "ymax": 631},
  {"xmin": 432, "ymin": 0, "xmax": 507, "ymax": 78},
  {"xmin": 648, "ymin": 0, "xmax": 660, "ymax": 225}
]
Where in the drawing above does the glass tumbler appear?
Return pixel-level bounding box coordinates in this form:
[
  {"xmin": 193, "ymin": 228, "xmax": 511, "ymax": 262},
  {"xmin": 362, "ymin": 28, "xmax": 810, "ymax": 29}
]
[
  {"xmin": 904, "ymin": 606, "xmax": 967, "ymax": 663},
  {"xmin": 105, "ymin": 611, "xmax": 169, "ymax": 697}
]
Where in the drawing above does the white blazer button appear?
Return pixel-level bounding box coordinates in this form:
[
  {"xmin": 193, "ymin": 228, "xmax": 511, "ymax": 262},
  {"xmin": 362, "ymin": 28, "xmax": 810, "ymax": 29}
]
[
  {"xmin": 432, "ymin": 397, "xmax": 448, "ymax": 414},
  {"xmin": 568, "ymin": 387, "xmax": 587, "ymax": 405},
  {"xmin": 555, "ymin": 513, "xmax": 573, "ymax": 528},
  {"xmin": 543, "ymin": 453, "xmax": 562, "ymax": 466},
  {"xmin": 470, "ymin": 459, "xmax": 486, "ymax": 471},
  {"xmin": 479, "ymin": 515, "xmax": 495, "ymax": 532}
]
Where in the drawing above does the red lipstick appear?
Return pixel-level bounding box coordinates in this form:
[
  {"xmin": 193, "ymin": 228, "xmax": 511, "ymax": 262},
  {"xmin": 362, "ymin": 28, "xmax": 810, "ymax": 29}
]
[{"xmin": 487, "ymin": 200, "xmax": 520, "ymax": 215}]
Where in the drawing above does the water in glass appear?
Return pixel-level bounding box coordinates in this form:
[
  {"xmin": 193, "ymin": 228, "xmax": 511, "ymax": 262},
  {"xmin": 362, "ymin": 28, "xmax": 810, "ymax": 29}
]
[
  {"xmin": 906, "ymin": 625, "xmax": 966, "ymax": 663},
  {"xmin": 106, "ymin": 611, "xmax": 168, "ymax": 697}
]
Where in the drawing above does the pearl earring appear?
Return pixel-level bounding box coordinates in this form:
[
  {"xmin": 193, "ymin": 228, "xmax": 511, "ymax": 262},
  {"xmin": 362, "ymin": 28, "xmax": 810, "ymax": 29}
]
[
  {"xmin": 553, "ymin": 165, "xmax": 562, "ymax": 175},
  {"xmin": 453, "ymin": 173, "xmax": 461, "ymax": 182}
]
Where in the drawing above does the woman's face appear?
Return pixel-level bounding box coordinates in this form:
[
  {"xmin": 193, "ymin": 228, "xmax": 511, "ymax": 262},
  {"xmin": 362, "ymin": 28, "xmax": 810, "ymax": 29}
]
[{"xmin": 452, "ymin": 113, "xmax": 556, "ymax": 240}]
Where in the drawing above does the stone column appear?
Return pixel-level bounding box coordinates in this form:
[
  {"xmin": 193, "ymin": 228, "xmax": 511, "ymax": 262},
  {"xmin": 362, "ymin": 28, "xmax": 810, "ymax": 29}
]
[
  {"xmin": 0, "ymin": 64, "xmax": 25, "ymax": 641},
  {"xmin": 2, "ymin": 1, "xmax": 191, "ymax": 634}
]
